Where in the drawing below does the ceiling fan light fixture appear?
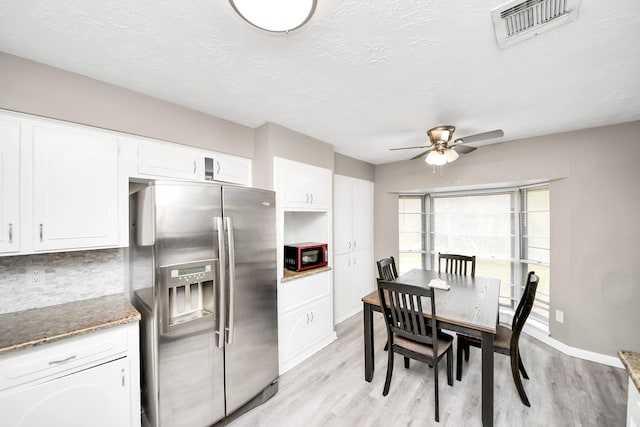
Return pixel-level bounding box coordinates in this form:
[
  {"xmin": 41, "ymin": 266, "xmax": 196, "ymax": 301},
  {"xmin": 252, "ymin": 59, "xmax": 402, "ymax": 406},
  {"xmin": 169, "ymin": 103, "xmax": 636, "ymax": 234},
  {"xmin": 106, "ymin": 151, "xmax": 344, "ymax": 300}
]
[
  {"xmin": 425, "ymin": 150, "xmax": 448, "ymax": 166},
  {"xmin": 444, "ymin": 148, "xmax": 459, "ymax": 162},
  {"xmin": 229, "ymin": 0, "xmax": 317, "ymax": 33}
]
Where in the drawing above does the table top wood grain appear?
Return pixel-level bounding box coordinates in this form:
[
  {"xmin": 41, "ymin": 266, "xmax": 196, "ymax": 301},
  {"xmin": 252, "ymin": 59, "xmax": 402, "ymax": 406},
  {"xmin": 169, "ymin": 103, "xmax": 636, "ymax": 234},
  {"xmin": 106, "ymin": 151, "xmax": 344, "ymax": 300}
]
[{"xmin": 362, "ymin": 269, "xmax": 501, "ymax": 334}]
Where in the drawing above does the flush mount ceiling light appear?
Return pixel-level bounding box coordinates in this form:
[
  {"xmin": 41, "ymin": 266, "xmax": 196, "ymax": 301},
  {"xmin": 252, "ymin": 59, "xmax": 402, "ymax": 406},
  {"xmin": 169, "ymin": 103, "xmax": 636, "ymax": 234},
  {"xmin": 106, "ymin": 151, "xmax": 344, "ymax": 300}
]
[{"xmin": 229, "ymin": 0, "xmax": 317, "ymax": 33}]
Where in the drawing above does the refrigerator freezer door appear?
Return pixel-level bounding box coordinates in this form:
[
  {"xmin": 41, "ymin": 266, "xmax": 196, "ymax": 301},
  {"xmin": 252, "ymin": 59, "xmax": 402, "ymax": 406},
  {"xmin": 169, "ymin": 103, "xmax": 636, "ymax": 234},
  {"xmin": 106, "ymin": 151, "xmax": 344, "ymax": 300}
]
[
  {"xmin": 152, "ymin": 181, "xmax": 226, "ymax": 426},
  {"xmin": 222, "ymin": 186, "xmax": 278, "ymax": 414}
]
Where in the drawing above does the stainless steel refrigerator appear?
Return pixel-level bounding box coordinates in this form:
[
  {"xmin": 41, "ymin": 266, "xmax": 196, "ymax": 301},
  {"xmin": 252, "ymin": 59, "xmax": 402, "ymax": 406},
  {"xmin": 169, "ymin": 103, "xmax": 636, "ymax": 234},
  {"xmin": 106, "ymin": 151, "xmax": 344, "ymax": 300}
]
[{"xmin": 130, "ymin": 180, "xmax": 278, "ymax": 427}]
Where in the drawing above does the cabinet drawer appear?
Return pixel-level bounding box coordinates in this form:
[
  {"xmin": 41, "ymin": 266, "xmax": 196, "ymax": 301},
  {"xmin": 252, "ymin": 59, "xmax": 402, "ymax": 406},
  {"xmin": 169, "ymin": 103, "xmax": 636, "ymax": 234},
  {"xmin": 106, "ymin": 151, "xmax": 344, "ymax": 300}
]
[
  {"xmin": 280, "ymin": 271, "xmax": 330, "ymax": 313},
  {"xmin": 0, "ymin": 325, "xmax": 129, "ymax": 391}
]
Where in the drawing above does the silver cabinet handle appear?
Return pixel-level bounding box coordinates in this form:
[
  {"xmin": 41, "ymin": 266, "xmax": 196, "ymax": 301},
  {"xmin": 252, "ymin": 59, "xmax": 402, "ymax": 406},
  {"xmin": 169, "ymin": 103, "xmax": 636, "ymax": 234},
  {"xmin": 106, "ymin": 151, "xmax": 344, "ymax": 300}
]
[
  {"xmin": 306, "ymin": 313, "xmax": 310, "ymax": 324},
  {"xmin": 310, "ymin": 193, "xmax": 314, "ymax": 204},
  {"xmin": 353, "ymin": 257, "xmax": 357, "ymax": 266},
  {"xmin": 306, "ymin": 193, "xmax": 309, "ymax": 203},
  {"xmin": 8, "ymin": 223, "xmax": 12, "ymax": 243},
  {"xmin": 121, "ymin": 368, "xmax": 126, "ymax": 387},
  {"xmin": 353, "ymin": 240, "xmax": 356, "ymax": 249},
  {"xmin": 39, "ymin": 224, "xmax": 43, "ymax": 242},
  {"xmin": 215, "ymin": 217, "xmax": 226, "ymax": 348},
  {"xmin": 310, "ymin": 311, "xmax": 314, "ymax": 322},
  {"xmin": 216, "ymin": 161, "xmax": 221, "ymax": 174},
  {"xmin": 49, "ymin": 355, "xmax": 76, "ymax": 365},
  {"xmin": 225, "ymin": 217, "xmax": 236, "ymax": 345},
  {"xmin": 193, "ymin": 160, "xmax": 197, "ymax": 174},
  {"xmin": 348, "ymin": 241, "xmax": 351, "ymax": 250}
]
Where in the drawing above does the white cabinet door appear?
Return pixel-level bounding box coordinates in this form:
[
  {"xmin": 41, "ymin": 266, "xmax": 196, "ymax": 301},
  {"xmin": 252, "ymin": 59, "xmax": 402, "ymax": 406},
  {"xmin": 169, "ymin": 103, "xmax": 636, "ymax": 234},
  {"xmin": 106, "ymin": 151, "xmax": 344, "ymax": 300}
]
[
  {"xmin": 277, "ymin": 158, "xmax": 332, "ymax": 209},
  {"xmin": 352, "ymin": 179, "xmax": 373, "ymax": 251},
  {"xmin": 212, "ymin": 153, "xmax": 251, "ymax": 186},
  {"xmin": 0, "ymin": 119, "xmax": 20, "ymax": 253},
  {"xmin": 0, "ymin": 357, "xmax": 130, "ymax": 427},
  {"xmin": 353, "ymin": 250, "xmax": 375, "ymax": 303},
  {"xmin": 138, "ymin": 140, "xmax": 202, "ymax": 180},
  {"xmin": 32, "ymin": 125, "xmax": 119, "ymax": 251},
  {"xmin": 279, "ymin": 296, "xmax": 332, "ymax": 364},
  {"xmin": 333, "ymin": 175, "xmax": 353, "ymax": 255},
  {"xmin": 333, "ymin": 253, "xmax": 355, "ymax": 323}
]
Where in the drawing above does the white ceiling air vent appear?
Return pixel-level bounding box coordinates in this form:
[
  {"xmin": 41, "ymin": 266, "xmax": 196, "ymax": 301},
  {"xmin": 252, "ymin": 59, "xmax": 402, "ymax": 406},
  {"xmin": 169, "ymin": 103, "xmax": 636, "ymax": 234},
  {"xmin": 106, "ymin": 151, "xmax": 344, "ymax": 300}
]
[{"xmin": 491, "ymin": 0, "xmax": 582, "ymax": 49}]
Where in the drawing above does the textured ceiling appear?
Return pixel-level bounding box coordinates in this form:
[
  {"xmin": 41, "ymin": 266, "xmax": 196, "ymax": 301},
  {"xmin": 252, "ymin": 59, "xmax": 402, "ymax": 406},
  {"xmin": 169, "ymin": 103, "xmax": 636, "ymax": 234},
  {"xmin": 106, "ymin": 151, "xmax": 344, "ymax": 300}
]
[{"xmin": 1, "ymin": 0, "xmax": 639, "ymax": 165}]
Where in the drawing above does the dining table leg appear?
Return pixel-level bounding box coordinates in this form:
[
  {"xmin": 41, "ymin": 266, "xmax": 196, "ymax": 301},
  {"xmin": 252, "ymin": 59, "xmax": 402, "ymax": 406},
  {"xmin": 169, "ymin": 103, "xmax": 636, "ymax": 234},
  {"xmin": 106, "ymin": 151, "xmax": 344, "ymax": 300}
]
[
  {"xmin": 481, "ymin": 331, "xmax": 494, "ymax": 427},
  {"xmin": 363, "ymin": 301, "xmax": 374, "ymax": 382}
]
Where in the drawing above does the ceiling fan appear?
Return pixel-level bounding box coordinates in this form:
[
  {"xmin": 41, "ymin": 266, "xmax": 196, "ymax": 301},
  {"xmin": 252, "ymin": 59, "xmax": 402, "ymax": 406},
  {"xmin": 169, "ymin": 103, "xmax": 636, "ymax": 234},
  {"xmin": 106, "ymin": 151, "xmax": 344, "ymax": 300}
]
[{"xmin": 391, "ymin": 125, "xmax": 504, "ymax": 165}]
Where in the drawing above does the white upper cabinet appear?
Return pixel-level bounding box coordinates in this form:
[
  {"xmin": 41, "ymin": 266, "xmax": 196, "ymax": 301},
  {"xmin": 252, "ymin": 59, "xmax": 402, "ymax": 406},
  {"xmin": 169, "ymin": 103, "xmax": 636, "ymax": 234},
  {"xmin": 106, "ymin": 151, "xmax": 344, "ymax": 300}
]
[
  {"xmin": 0, "ymin": 119, "xmax": 20, "ymax": 254},
  {"xmin": 276, "ymin": 158, "xmax": 332, "ymax": 209},
  {"xmin": 32, "ymin": 125, "xmax": 119, "ymax": 251},
  {"xmin": 210, "ymin": 152, "xmax": 251, "ymax": 186},
  {"xmin": 138, "ymin": 140, "xmax": 202, "ymax": 181},
  {"xmin": 333, "ymin": 175, "xmax": 373, "ymax": 255}
]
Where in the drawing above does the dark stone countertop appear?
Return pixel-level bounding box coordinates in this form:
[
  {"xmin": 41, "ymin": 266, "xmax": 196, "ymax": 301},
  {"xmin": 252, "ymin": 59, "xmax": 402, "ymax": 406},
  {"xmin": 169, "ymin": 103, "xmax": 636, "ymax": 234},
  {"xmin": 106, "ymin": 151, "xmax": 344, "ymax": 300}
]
[
  {"xmin": 619, "ymin": 350, "xmax": 640, "ymax": 392},
  {"xmin": 0, "ymin": 294, "xmax": 140, "ymax": 356}
]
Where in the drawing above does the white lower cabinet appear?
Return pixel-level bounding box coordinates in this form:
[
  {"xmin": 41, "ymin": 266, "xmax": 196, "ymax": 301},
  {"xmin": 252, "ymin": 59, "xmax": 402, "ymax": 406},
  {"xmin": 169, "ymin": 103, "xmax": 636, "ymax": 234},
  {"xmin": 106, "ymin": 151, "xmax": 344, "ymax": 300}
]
[
  {"xmin": 279, "ymin": 295, "xmax": 333, "ymax": 370},
  {"xmin": 333, "ymin": 250, "xmax": 374, "ymax": 324},
  {"xmin": 1, "ymin": 357, "xmax": 130, "ymax": 427},
  {"xmin": 0, "ymin": 323, "xmax": 140, "ymax": 427},
  {"xmin": 278, "ymin": 270, "xmax": 335, "ymax": 373},
  {"xmin": 629, "ymin": 378, "xmax": 640, "ymax": 427}
]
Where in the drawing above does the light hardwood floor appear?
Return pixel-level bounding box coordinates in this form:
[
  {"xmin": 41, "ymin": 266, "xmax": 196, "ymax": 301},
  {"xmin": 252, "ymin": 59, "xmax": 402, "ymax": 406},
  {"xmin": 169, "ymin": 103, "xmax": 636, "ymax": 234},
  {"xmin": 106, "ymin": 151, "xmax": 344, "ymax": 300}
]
[{"xmin": 228, "ymin": 311, "xmax": 627, "ymax": 426}]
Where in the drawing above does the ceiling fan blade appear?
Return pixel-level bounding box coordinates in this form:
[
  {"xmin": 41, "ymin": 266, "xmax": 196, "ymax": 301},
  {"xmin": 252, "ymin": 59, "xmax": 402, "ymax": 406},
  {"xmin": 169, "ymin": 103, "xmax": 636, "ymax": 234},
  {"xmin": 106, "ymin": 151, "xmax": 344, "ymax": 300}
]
[
  {"xmin": 389, "ymin": 145, "xmax": 431, "ymax": 151},
  {"xmin": 458, "ymin": 129, "xmax": 504, "ymax": 144},
  {"xmin": 410, "ymin": 148, "xmax": 434, "ymax": 160},
  {"xmin": 455, "ymin": 145, "xmax": 477, "ymax": 155}
]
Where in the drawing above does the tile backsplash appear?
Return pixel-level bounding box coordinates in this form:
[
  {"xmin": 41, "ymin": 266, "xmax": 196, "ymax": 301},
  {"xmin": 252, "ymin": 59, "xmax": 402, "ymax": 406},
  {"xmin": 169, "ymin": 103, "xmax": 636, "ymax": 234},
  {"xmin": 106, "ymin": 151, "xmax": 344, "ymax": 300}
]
[{"xmin": 0, "ymin": 249, "xmax": 125, "ymax": 314}]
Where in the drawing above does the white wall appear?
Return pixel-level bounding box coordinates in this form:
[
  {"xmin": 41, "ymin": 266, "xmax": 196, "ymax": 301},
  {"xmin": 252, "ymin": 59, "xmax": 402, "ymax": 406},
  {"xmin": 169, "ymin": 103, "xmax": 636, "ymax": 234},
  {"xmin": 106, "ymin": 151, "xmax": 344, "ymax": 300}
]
[{"xmin": 374, "ymin": 121, "xmax": 640, "ymax": 357}]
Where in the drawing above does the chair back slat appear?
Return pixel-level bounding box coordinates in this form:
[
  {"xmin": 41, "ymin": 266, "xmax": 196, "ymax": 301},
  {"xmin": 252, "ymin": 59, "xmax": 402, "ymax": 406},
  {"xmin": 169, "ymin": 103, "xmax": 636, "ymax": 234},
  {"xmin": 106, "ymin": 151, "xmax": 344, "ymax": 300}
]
[
  {"xmin": 438, "ymin": 253, "xmax": 476, "ymax": 277},
  {"xmin": 377, "ymin": 256, "xmax": 399, "ymax": 281}
]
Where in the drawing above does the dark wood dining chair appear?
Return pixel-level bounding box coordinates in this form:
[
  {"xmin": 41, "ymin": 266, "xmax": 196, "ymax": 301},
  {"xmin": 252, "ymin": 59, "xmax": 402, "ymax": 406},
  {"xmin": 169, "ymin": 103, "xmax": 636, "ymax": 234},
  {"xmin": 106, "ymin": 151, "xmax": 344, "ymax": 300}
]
[
  {"xmin": 377, "ymin": 279, "xmax": 454, "ymax": 422},
  {"xmin": 438, "ymin": 252, "xmax": 476, "ymax": 277},
  {"xmin": 456, "ymin": 271, "xmax": 540, "ymax": 407},
  {"xmin": 376, "ymin": 256, "xmax": 398, "ymax": 281}
]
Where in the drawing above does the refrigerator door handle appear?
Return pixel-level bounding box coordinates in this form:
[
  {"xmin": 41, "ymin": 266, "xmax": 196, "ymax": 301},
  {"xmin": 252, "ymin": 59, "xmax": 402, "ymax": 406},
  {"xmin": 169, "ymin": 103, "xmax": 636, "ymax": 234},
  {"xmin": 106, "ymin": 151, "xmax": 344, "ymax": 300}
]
[
  {"xmin": 225, "ymin": 217, "xmax": 236, "ymax": 345},
  {"xmin": 215, "ymin": 216, "xmax": 226, "ymax": 348}
]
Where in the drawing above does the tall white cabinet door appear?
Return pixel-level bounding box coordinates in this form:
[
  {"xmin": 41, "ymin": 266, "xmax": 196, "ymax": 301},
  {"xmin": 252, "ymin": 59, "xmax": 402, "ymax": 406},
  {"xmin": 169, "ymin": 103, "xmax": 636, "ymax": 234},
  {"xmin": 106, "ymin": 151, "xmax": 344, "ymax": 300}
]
[
  {"xmin": 0, "ymin": 119, "xmax": 20, "ymax": 253},
  {"xmin": 32, "ymin": 126, "xmax": 119, "ymax": 251},
  {"xmin": 352, "ymin": 179, "xmax": 373, "ymax": 251},
  {"xmin": 333, "ymin": 254, "xmax": 354, "ymax": 322},
  {"xmin": 333, "ymin": 176, "xmax": 353, "ymax": 255}
]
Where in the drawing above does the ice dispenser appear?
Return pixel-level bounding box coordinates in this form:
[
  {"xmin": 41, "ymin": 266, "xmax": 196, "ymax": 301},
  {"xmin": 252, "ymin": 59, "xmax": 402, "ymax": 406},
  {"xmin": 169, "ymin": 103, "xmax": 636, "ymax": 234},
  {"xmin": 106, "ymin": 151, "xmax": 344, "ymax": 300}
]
[{"xmin": 159, "ymin": 259, "xmax": 217, "ymax": 334}]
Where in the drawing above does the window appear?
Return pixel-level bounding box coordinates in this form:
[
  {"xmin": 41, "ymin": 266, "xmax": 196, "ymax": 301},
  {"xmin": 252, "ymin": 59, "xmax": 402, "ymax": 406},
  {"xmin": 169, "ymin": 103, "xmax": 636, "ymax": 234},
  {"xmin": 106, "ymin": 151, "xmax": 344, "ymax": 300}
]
[
  {"xmin": 398, "ymin": 185, "xmax": 550, "ymax": 326},
  {"xmin": 398, "ymin": 195, "xmax": 426, "ymax": 274}
]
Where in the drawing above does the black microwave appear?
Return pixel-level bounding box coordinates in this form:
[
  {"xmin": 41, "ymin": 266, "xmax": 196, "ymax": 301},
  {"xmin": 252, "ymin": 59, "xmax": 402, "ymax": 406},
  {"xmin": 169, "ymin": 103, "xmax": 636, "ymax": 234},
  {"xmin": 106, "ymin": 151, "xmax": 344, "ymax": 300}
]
[{"xmin": 284, "ymin": 243, "xmax": 328, "ymax": 272}]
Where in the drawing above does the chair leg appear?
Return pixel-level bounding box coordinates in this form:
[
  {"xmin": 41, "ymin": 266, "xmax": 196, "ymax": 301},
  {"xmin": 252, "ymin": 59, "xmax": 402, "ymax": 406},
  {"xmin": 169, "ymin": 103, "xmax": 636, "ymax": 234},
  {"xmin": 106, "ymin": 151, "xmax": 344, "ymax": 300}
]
[
  {"xmin": 447, "ymin": 348, "xmax": 453, "ymax": 386},
  {"xmin": 404, "ymin": 357, "xmax": 410, "ymax": 369},
  {"xmin": 383, "ymin": 347, "xmax": 394, "ymax": 396},
  {"xmin": 518, "ymin": 350, "xmax": 529, "ymax": 380},
  {"xmin": 434, "ymin": 360, "xmax": 440, "ymax": 422},
  {"xmin": 384, "ymin": 340, "xmax": 389, "ymax": 351},
  {"xmin": 510, "ymin": 346, "xmax": 531, "ymax": 407},
  {"xmin": 464, "ymin": 342, "xmax": 470, "ymax": 361},
  {"xmin": 456, "ymin": 339, "xmax": 463, "ymax": 381}
]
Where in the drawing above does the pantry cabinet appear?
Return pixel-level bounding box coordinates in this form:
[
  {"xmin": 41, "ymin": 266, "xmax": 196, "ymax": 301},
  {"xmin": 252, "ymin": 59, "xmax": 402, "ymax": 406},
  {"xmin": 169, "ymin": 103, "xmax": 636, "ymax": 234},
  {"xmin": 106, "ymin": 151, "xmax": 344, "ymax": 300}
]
[
  {"xmin": 333, "ymin": 175, "xmax": 374, "ymax": 324},
  {"xmin": 0, "ymin": 118, "xmax": 20, "ymax": 254}
]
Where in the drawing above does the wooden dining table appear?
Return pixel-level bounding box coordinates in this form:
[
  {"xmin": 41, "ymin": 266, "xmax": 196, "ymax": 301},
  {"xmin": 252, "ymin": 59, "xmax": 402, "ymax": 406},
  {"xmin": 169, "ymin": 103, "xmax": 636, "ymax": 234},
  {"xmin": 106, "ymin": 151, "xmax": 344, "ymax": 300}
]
[{"xmin": 362, "ymin": 269, "xmax": 501, "ymax": 426}]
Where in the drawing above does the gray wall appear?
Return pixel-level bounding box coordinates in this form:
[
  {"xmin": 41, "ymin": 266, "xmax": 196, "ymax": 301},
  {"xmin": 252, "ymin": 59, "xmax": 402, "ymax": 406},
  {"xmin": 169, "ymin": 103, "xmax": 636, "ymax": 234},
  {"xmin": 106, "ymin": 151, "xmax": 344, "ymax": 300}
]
[
  {"xmin": 334, "ymin": 153, "xmax": 375, "ymax": 182},
  {"xmin": 253, "ymin": 122, "xmax": 335, "ymax": 190},
  {"xmin": 0, "ymin": 52, "xmax": 254, "ymax": 157},
  {"xmin": 374, "ymin": 121, "xmax": 640, "ymax": 356}
]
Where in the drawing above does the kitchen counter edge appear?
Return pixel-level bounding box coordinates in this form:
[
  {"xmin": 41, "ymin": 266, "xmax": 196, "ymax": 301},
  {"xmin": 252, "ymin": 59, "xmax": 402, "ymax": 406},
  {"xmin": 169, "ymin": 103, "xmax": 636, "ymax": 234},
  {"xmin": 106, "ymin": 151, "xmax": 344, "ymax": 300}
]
[
  {"xmin": 619, "ymin": 350, "xmax": 640, "ymax": 392},
  {"xmin": 0, "ymin": 294, "xmax": 140, "ymax": 356}
]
